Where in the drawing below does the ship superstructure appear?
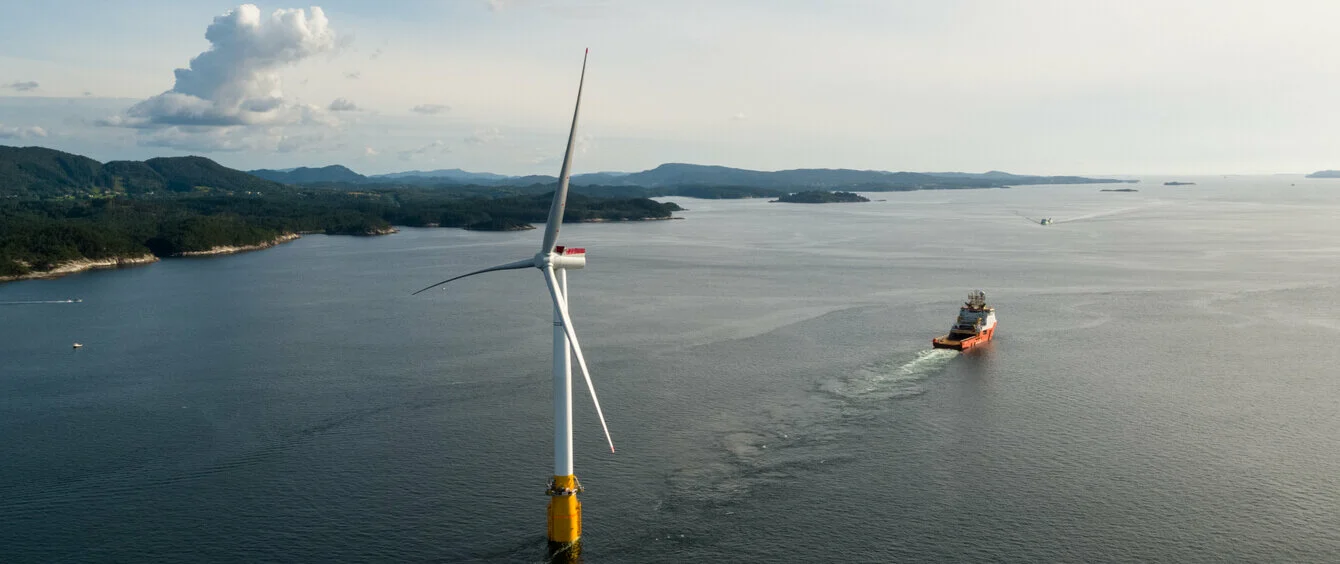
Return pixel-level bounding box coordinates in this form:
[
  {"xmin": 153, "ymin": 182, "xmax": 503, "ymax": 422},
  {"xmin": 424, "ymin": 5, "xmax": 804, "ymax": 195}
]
[{"xmin": 932, "ymin": 290, "xmax": 997, "ymax": 351}]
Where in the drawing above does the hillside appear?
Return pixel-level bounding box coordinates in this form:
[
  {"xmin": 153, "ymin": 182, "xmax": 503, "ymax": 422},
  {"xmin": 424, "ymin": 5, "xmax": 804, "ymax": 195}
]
[
  {"xmin": 250, "ymin": 165, "xmax": 366, "ymax": 184},
  {"xmin": 0, "ymin": 145, "xmax": 113, "ymax": 198},
  {"xmin": 1306, "ymin": 170, "xmax": 1340, "ymax": 178},
  {"xmin": 0, "ymin": 145, "xmax": 684, "ymax": 281},
  {"xmin": 0, "ymin": 146, "xmax": 285, "ymax": 198},
  {"xmin": 144, "ymin": 156, "xmax": 283, "ymax": 193}
]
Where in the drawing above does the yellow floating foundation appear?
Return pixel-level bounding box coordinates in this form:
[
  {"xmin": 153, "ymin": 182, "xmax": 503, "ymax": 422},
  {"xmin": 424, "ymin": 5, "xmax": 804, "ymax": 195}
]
[{"xmin": 547, "ymin": 475, "xmax": 582, "ymax": 543}]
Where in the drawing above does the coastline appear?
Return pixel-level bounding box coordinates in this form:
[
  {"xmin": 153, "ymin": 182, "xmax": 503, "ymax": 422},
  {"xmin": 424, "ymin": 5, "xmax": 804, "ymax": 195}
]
[
  {"xmin": 0, "ymin": 233, "xmax": 303, "ymax": 284},
  {"xmin": 2, "ymin": 216, "xmax": 667, "ymax": 283},
  {"xmin": 175, "ymin": 233, "xmax": 301, "ymax": 257},
  {"xmin": 0, "ymin": 254, "xmax": 159, "ymax": 283},
  {"xmin": 575, "ymin": 216, "xmax": 682, "ymax": 223}
]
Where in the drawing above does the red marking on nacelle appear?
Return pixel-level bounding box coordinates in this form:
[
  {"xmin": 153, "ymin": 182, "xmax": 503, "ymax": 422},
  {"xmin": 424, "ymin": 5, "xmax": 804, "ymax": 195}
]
[{"xmin": 564, "ymin": 247, "xmax": 586, "ymax": 255}]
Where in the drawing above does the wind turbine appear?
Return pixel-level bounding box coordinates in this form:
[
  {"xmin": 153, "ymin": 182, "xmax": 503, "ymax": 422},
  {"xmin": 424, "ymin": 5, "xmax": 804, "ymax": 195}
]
[{"xmin": 413, "ymin": 49, "xmax": 612, "ymax": 551}]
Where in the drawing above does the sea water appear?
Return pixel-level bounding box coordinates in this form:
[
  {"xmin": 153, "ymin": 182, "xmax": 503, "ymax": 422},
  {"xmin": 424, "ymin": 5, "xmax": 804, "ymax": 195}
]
[{"xmin": 3, "ymin": 177, "xmax": 1339, "ymax": 562}]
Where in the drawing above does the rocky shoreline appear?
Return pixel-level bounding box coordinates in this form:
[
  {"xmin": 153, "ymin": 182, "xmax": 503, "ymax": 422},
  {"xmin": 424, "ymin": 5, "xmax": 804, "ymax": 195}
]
[
  {"xmin": 175, "ymin": 233, "xmax": 301, "ymax": 257},
  {"xmin": 0, "ymin": 254, "xmax": 160, "ymax": 283},
  {"xmin": 1, "ymin": 233, "xmax": 304, "ymax": 283}
]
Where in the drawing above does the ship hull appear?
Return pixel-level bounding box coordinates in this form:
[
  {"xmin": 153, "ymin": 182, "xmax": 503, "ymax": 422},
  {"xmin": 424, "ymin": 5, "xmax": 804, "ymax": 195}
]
[{"xmin": 932, "ymin": 325, "xmax": 995, "ymax": 351}]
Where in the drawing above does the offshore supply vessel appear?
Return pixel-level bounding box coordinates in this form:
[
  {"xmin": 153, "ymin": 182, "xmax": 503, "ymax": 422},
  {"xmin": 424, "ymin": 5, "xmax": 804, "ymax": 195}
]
[{"xmin": 932, "ymin": 290, "xmax": 997, "ymax": 351}]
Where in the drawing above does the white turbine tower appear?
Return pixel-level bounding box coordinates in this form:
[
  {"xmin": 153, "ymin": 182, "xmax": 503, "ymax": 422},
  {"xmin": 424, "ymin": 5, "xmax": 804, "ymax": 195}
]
[{"xmin": 413, "ymin": 50, "xmax": 612, "ymax": 551}]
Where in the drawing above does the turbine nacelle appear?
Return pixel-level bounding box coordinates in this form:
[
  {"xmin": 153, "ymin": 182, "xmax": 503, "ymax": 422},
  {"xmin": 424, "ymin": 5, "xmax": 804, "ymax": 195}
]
[{"xmin": 542, "ymin": 246, "xmax": 587, "ymax": 271}]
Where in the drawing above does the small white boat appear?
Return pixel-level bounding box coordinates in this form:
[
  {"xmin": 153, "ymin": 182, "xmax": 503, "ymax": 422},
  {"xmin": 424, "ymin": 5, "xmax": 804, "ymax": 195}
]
[{"xmin": 72, "ymin": 343, "xmax": 83, "ymax": 349}]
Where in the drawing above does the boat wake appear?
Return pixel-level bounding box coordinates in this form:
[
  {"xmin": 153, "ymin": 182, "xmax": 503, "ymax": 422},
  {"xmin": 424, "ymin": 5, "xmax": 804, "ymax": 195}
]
[
  {"xmin": 822, "ymin": 348, "xmax": 959, "ymax": 401},
  {"xmin": 651, "ymin": 347, "xmax": 962, "ymax": 546}
]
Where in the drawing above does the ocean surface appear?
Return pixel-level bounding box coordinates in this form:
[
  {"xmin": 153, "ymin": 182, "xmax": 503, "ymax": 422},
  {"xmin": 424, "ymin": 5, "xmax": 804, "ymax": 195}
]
[{"xmin": 3, "ymin": 177, "xmax": 1340, "ymax": 562}]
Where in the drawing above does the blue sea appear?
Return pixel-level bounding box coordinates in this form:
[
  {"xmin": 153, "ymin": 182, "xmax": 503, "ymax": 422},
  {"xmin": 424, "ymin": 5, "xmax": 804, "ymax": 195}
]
[{"xmin": 3, "ymin": 177, "xmax": 1339, "ymax": 562}]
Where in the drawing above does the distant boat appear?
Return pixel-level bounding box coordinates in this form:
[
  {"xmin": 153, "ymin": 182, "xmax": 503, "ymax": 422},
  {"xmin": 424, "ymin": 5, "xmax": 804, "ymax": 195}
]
[
  {"xmin": 1040, "ymin": 217, "xmax": 1053, "ymax": 225},
  {"xmin": 72, "ymin": 343, "xmax": 83, "ymax": 349},
  {"xmin": 932, "ymin": 290, "xmax": 997, "ymax": 351}
]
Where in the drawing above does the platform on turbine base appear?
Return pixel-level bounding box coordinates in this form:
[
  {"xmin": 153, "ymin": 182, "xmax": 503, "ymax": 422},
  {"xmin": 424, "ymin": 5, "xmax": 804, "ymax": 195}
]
[{"xmin": 548, "ymin": 475, "xmax": 583, "ymax": 543}]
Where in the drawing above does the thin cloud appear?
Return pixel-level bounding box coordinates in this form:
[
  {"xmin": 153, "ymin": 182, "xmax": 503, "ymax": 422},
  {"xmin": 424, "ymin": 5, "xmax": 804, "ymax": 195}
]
[
  {"xmin": 277, "ymin": 132, "xmax": 328, "ymax": 153},
  {"xmin": 328, "ymin": 98, "xmax": 360, "ymax": 111},
  {"xmin": 398, "ymin": 139, "xmax": 449, "ymax": 160},
  {"xmin": 6, "ymin": 81, "xmax": 39, "ymax": 92},
  {"xmin": 138, "ymin": 126, "xmax": 252, "ymax": 152},
  {"xmin": 343, "ymin": 71, "xmax": 361, "ymax": 80},
  {"xmin": 364, "ymin": 146, "xmax": 379, "ymax": 156},
  {"xmin": 135, "ymin": 125, "xmax": 329, "ymax": 153},
  {"xmin": 411, "ymin": 104, "xmax": 450, "ymax": 115},
  {"xmin": 369, "ymin": 48, "xmax": 383, "ymax": 60},
  {"xmin": 731, "ymin": 112, "xmax": 747, "ymax": 121},
  {"xmin": 0, "ymin": 124, "xmax": 48, "ymax": 139},
  {"xmin": 464, "ymin": 127, "xmax": 503, "ymax": 145}
]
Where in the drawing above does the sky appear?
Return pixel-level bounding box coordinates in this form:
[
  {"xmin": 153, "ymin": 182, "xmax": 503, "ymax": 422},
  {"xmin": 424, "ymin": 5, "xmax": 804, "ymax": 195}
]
[{"xmin": 1, "ymin": 0, "xmax": 1339, "ymax": 176}]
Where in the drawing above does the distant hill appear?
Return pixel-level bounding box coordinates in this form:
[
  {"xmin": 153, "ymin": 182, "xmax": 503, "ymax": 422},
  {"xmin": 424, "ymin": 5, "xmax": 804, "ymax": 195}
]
[
  {"xmin": 579, "ymin": 163, "xmax": 1128, "ymax": 190},
  {"xmin": 0, "ymin": 145, "xmax": 284, "ymax": 198},
  {"xmin": 3, "ymin": 143, "xmax": 1128, "ymax": 199},
  {"xmin": 371, "ymin": 168, "xmax": 511, "ymax": 183},
  {"xmin": 354, "ymin": 163, "xmax": 1127, "ymax": 191},
  {"xmin": 1306, "ymin": 170, "xmax": 1340, "ymax": 178},
  {"xmin": 250, "ymin": 165, "xmax": 366, "ymax": 184}
]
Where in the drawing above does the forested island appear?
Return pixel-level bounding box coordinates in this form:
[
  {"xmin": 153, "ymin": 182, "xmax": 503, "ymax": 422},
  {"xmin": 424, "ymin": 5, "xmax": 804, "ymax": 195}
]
[
  {"xmin": 1306, "ymin": 170, "xmax": 1340, "ymax": 178},
  {"xmin": 771, "ymin": 190, "xmax": 870, "ymax": 203},
  {"xmin": 2, "ymin": 144, "xmax": 1136, "ymax": 282},
  {"xmin": 1163, "ymin": 181, "xmax": 1196, "ymax": 186},
  {"xmin": 1101, "ymin": 188, "xmax": 1139, "ymax": 192},
  {"xmin": 0, "ymin": 146, "xmax": 681, "ymax": 281}
]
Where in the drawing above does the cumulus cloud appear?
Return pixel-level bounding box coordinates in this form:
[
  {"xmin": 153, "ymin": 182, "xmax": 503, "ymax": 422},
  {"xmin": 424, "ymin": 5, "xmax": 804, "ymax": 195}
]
[
  {"xmin": 7, "ymin": 81, "xmax": 39, "ymax": 92},
  {"xmin": 364, "ymin": 146, "xmax": 378, "ymax": 156},
  {"xmin": 464, "ymin": 127, "xmax": 503, "ymax": 145},
  {"xmin": 0, "ymin": 124, "xmax": 48, "ymax": 139},
  {"xmin": 398, "ymin": 140, "xmax": 449, "ymax": 160},
  {"xmin": 328, "ymin": 98, "xmax": 360, "ymax": 111},
  {"xmin": 100, "ymin": 4, "xmax": 339, "ymax": 150},
  {"xmin": 411, "ymin": 104, "xmax": 450, "ymax": 115}
]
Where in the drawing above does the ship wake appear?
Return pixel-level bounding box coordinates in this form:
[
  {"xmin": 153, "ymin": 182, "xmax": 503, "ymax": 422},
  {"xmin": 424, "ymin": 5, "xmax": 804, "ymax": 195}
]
[{"xmin": 822, "ymin": 348, "xmax": 958, "ymax": 401}]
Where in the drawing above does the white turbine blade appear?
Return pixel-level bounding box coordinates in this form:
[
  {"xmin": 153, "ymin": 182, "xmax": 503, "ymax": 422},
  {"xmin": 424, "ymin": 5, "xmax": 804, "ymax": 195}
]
[
  {"xmin": 411, "ymin": 258, "xmax": 533, "ymax": 295},
  {"xmin": 543, "ymin": 266, "xmax": 615, "ymax": 453},
  {"xmin": 540, "ymin": 49, "xmax": 589, "ymax": 254}
]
